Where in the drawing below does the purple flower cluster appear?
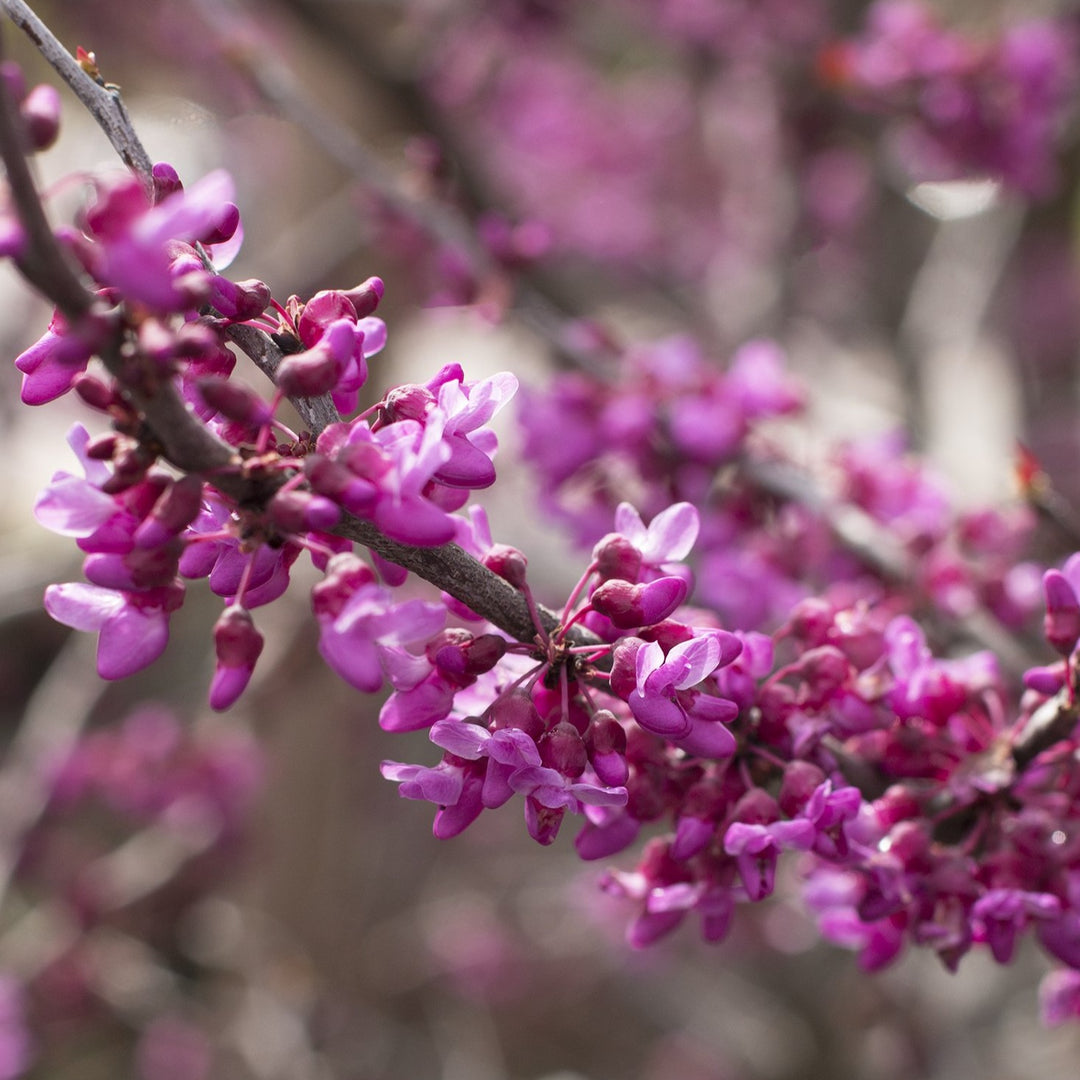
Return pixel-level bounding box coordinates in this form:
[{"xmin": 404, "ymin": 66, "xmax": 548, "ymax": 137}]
[
  {"xmin": 380, "ymin": 500, "xmax": 745, "ymax": 846},
  {"xmin": 16, "ymin": 155, "xmax": 516, "ymax": 708},
  {"xmin": 821, "ymin": 1, "xmax": 1079, "ymax": 196}
]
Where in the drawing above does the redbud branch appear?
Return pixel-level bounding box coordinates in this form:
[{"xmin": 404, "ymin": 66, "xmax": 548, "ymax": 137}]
[
  {"xmin": 0, "ymin": 0, "xmax": 153, "ymax": 184},
  {"xmin": 0, "ymin": 37, "xmax": 567, "ymax": 651}
]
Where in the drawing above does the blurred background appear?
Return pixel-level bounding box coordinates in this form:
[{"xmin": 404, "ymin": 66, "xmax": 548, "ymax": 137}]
[{"xmin": 2, "ymin": 0, "xmax": 1080, "ymax": 1076}]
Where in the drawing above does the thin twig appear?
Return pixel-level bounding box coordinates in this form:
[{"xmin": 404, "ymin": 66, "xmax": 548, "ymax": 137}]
[{"xmin": 0, "ymin": 0, "xmax": 153, "ymax": 183}]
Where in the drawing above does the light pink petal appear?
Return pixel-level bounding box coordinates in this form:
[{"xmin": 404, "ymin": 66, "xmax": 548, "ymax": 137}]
[
  {"xmin": 34, "ymin": 475, "xmax": 117, "ymax": 536},
  {"xmin": 643, "ymin": 501, "xmax": 699, "ymax": 562},
  {"xmin": 44, "ymin": 582, "xmax": 123, "ymax": 630}
]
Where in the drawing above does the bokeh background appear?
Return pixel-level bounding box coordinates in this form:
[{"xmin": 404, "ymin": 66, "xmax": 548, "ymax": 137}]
[{"xmin": 2, "ymin": 0, "xmax": 1080, "ymax": 1076}]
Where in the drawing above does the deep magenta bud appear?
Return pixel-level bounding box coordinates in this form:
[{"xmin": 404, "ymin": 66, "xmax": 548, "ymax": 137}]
[
  {"xmin": 276, "ymin": 346, "xmax": 340, "ymax": 398},
  {"xmin": 591, "ymin": 576, "xmax": 688, "ymax": 629},
  {"xmin": 1043, "ymin": 570, "xmax": 1080, "ymax": 656},
  {"xmin": 134, "ymin": 475, "xmax": 204, "ymax": 549},
  {"xmin": 610, "ymin": 637, "xmax": 645, "ymax": 700},
  {"xmin": 197, "ymin": 377, "xmax": 274, "ymax": 426},
  {"xmin": 210, "ymin": 605, "xmax": 264, "ymax": 711},
  {"xmin": 778, "ymin": 761, "xmax": 827, "ymax": 818},
  {"xmin": 84, "ymin": 432, "xmax": 119, "ymax": 460},
  {"xmin": 210, "ymin": 277, "xmax": 272, "ymax": 321},
  {"xmin": 342, "ymin": 276, "xmax": 384, "ymax": 318},
  {"xmin": 72, "ymin": 373, "xmax": 119, "ymax": 412},
  {"xmin": 21, "ymin": 84, "xmax": 61, "ymax": 151},
  {"xmin": 592, "ymin": 533, "xmax": 642, "ymax": 582},
  {"xmin": 268, "ymin": 490, "xmax": 341, "ymax": 533},
  {"xmin": 585, "ymin": 710, "xmax": 629, "ymax": 787},
  {"xmin": 488, "ymin": 691, "xmax": 544, "ymax": 740},
  {"xmin": 201, "ymin": 202, "xmax": 240, "ymax": 245},
  {"xmin": 483, "ymin": 544, "xmax": 528, "ymax": 588},
  {"xmin": 151, "ymin": 162, "xmax": 183, "ymax": 202},
  {"xmin": 540, "ymin": 721, "xmax": 587, "ymax": 778}
]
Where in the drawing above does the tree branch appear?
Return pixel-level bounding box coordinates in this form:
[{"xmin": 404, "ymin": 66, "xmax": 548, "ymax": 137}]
[{"xmin": 0, "ymin": 0, "xmax": 153, "ymax": 183}]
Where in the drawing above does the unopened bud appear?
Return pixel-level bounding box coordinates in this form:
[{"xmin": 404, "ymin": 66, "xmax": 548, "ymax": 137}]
[
  {"xmin": 585, "ymin": 710, "xmax": 628, "ymax": 787},
  {"xmin": 84, "ymin": 432, "xmax": 119, "ymax": 460},
  {"xmin": 200, "ymin": 202, "xmax": 240, "ymax": 246},
  {"xmin": 275, "ymin": 348, "xmax": 340, "ymax": 397},
  {"xmin": 21, "ymin": 84, "xmax": 61, "ymax": 151},
  {"xmin": 540, "ymin": 722, "xmax": 588, "ymax": 778},
  {"xmin": 382, "ymin": 383, "xmax": 433, "ymax": 423},
  {"xmin": 209, "ymin": 276, "xmax": 271, "ymax": 321},
  {"xmin": 592, "ymin": 533, "xmax": 642, "ymax": 582},
  {"xmin": 151, "ymin": 162, "xmax": 183, "ymax": 202},
  {"xmin": 609, "ymin": 638, "xmax": 645, "ymax": 700},
  {"xmin": 133, "ymin": 475, "xmax": 204, "ymax": 549},
  {"xmin": 488, "ymin": 691, "xmax": 544, "ymax": 739},
  {"xmin": 343, "ymin": 276, "xmax": 384, "ymax": 317},
  {"xmin": 73, "ymin": 373, "xmax": 119, "ymax": 412},
  {"xmin": 1043, "ymin": 570, "xmax": 1080, "ymax": 656},
  {"xmin": 483, "ymin": 544, "xmax": 528, "ymax": 588},
  {"xmin": 197, "ymin": 377, "xmax": 274, "ymax": 427},
  {"xmin": 210, "ymin": 605, "xmax": 264, "ymax": 711},
  {"xmin": 268, "ymin": 490, "xmax": 341, "ymax": 533},
  {"xmin": 591, "ymin": 576, "xmax": 688, "ymax": 629}
]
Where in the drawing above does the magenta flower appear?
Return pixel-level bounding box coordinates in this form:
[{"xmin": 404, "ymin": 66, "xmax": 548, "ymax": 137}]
[
  {"xmin": 316, "ymin": 580, "xmax": 445, "ymax": 693},
  {"xmin": 34, "ymin": 425, "xmax": 117, "ymax": 536},
  {"xmin": 14, "ymin": 309, "xmax": 90, "ymax": 405},
  {"xmin": 626, "ymin": 632, "xmax": 741, "ymax": 741},
  {"xmin": 44, "ymin": 580, "xmax": 184, "ymax": 679},
  {"xmin": 724, "ymin": 818, "xmax": 815, "ymax": 901},
  {"xmin": 610, "ymin": 501, "xmax": 699, "ymax": 577},
  {"xmin": 84, "ymin": 169, "xmax": 237, "ymax": 312}
]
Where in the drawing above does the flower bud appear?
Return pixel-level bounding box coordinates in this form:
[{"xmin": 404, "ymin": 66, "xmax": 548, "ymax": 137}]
[
  {"xmin": 21, "ymin": 83, "xmax": 61, "ymax": 152},
  {"xmin": 151, "ymin": 162, "xmax": 183, "ymax": 202},
  {"xmin": 200, "ymin": 202, "xmax": 240, "ymax": 246},
  {"xmin": 84, "ymin": 432, "xmax": 119, "ymax": 460},
  {"xmin": 591, "ymin": 576, "xmax": 688, "ymax": 630},
  {"xmin": 133, "ymin": 475, "xmax": 204, "ymax": 549},
  {"xmin": 585, "ymin": 710, "xmax": 628, "ymax": 787},
  {"xmin": 609, "ymin": 637, "xmax": 645, "ymax": 700},
  {"xmin": 275, "ymin": 347, "xmax": 341, "ymax": 398},
  {"xmin": 342, "ymin": 276, "xmax": 384, "ymax": 318},
  {"xmin": 1043, "ymin": 570, "xmax": 1080, "ymax": 656},
  {"xmin": 209, "ymin": 276, "xmax": 272, "ymax": 321},
  {"xmin": 540, "ymin": 721, "xmax": 587, "ymax": 778},
  {"xmin": 210, "ymin": 605, "xmax": 264, "ymax": 710},
  {"xmin": 268, "ymin": 490, "xmax": 341, "ymax": 533},
  {"xmin": 483, "ymin": 544, "xmax": 528, "ymax": 588},
  {"xmin": 72, "ymin": 373, "xmax": 120, "ymax": 412},
  {"xmin": 592, "ymin": 532, "xmax": 642, "ymax": 582},
  {"xmin": 488, "ymin": 691, "xmax": 544, "ymax": 739},
  {"xmin": 382, "ymin": 383, "xmax": 434, "ymax": 423},
  {"xmin": 197, "ymin": 377, "xmax": 275, "ymax": 427}
]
